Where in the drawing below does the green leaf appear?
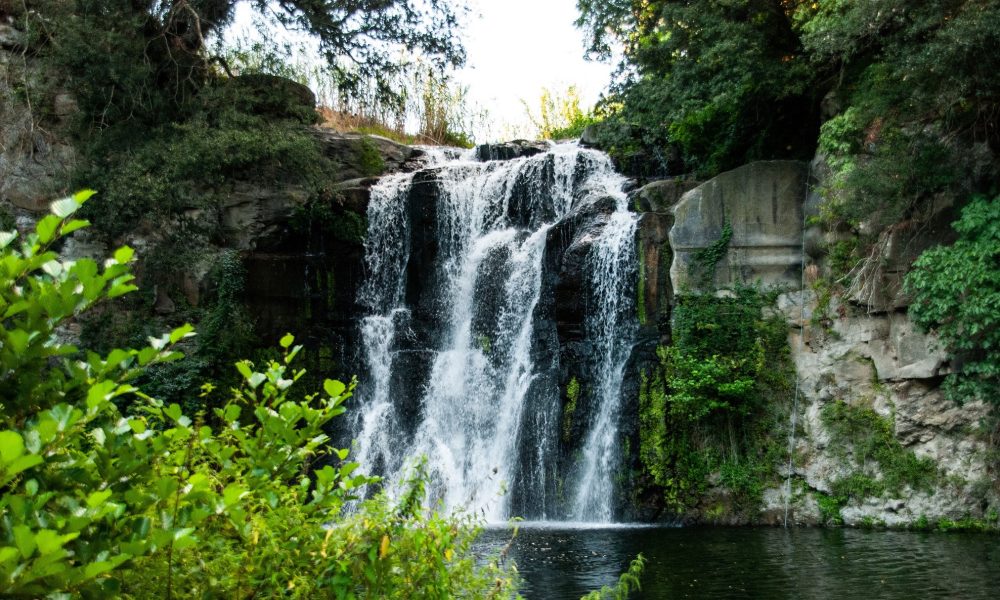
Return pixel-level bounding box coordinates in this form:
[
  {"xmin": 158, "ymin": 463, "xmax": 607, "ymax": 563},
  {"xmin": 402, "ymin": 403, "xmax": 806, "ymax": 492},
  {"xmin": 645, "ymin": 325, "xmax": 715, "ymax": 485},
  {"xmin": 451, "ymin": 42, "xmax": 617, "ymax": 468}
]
[
  {"xmin": 35, "ymin": 529, "xmax": 78, "ymax": 555},
  {"xmin": 13, "ymin": 525, "xmax": 36, "ymax": 558},
  {"xmin": 169, "ymin": 323, "xmax": 195, "ymax": 344},
  {"xmin": 87, "ymin": 489, "xmax": 113, "ymax": 508},
  {"xmin": 324, "ymin": 379, "xmax": 347, "ymax": 398},
  {"xmin": 235, "ymin": 361, "xmax": 253, "ymax": 381},
  {"xmin": 73, "ymin": 189, "xmax": 97, "ymax": 204},
  {"xmin": 36, "ymin": 215, "xmax": 61, "ymax": 244},
  {"xmin": 0, "ymin": 230, "xmax": 17, "ymax": 249},
  {"xmin": 113, "ymin": 246, "xmax": 135, "ymax": 265},
  {"xmin": 248, "ymin": 372, "xmax": 267, "ymax": 389},
  {"xmin": 60, "ymin": 219, "xmax": 91, "ymax": 236},
  {"xmin": 50, "ymin": 196, "xmax": 81, "ymax": 218},
  {"xmin": 0, "ymin": 431, "xmax": 25, "ymax": 464},
  {"xmin": 223, "ymin": 484, "xmax": 247, "ymax": 507}
]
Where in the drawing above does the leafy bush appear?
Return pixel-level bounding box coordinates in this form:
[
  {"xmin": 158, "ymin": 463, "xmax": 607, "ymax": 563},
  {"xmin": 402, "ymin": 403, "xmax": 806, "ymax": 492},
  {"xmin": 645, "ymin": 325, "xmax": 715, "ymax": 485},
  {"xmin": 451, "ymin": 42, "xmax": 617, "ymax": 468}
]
[
  {"xmin": 0, "ymin": 193, "xmax": 519, "ymax": 597},
  {"xmin": 638, "ymin": 287, "xmax": 793, "ymax": 514},
  {"xmin": 906, "ymin": 196, "xmax": 1000, "ymax": 403}
]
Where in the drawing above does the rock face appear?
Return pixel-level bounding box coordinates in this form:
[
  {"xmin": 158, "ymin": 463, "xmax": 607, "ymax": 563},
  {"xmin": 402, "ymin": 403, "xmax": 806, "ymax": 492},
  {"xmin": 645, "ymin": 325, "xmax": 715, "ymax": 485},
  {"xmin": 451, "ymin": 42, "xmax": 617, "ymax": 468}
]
[
  {"xmin": 0, "ymin": 21, "xmax": 77, "ymax": 217},
  {"xmin": 765, "ymin": 291, "xmax": 993, "ymax": 527},
  {"xmin": 669, "ymin": 161, "xmax": 809, "ymax": 291},
  {"xmin": 630, "ymin": 158, "xmax": 997, "ymax": 528}
]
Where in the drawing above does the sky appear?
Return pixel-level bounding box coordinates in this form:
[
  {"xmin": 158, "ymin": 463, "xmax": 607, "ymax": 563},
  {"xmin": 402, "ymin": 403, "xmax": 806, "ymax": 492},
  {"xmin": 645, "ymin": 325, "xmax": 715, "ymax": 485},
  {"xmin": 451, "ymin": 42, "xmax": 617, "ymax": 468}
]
[
  {"xmin": 455, "ymin": 0, "xmax": 615, "ymax": 137},
  {"xmin": 228, "ymin": 0, "xmax": 615, "ymax": 140}
]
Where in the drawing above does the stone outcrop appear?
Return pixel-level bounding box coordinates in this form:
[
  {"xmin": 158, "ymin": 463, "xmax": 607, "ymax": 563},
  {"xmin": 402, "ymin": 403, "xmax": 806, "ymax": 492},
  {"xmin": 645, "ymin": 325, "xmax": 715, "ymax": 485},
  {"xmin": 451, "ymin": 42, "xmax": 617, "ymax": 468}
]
[
  {"xmin": 475, "ymin": 140, "xmax": 549, "ymax": 162},
  {"xmin": 764, "ymin": 291, "xmax": 993, "ymax": 527},
  {"xmin": 630, "ymin": 158, "xmax": 997, "ymax": 528},
  {"xmin": 669, "ymin": 161, "xmax": 809, "ymax": 291},
  {"xmin": 0, "ymin": 20, "xmax": 77, "ymax": 218}
]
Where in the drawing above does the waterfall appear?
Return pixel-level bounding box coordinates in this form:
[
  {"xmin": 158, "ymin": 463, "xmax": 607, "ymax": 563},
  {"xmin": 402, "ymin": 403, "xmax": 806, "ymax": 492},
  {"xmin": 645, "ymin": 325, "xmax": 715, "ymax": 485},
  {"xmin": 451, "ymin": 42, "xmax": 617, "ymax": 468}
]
[{"xmin": 353, "ymin": 142, "xmax": 637, "ymax": 523}]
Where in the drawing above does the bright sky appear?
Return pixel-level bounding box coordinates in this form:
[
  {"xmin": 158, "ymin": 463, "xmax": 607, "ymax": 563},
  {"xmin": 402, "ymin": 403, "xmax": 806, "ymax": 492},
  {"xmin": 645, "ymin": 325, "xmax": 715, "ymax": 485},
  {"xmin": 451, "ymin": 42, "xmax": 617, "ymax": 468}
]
[
  {"xmin": 228, "ymin": 0, "xmax": 614, "ymax": 141},
  {"xmin": 456, "ymin": 0, "xmax": 614, "ymax": 138}
]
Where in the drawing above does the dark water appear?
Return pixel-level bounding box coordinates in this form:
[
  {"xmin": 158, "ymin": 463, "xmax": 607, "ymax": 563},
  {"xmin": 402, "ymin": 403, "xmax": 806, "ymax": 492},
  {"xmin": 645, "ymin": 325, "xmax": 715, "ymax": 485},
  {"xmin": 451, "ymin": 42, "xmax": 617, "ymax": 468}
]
[{"xmin": 479, "ymin": 524, "xmax": 1000, "ymax": 599}]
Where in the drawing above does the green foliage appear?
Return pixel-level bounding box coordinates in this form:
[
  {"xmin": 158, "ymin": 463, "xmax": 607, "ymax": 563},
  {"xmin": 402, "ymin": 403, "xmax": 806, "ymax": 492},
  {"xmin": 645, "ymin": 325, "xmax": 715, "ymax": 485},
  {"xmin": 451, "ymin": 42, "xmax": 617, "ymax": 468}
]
[
  {"xmin": 815, "ymin": 492, "xmax": 845, "ymax": 526},
  {"xmin": 577, "ymin": 0, "xmax": 818, "ymax": 177},
  {"xmin": 356, "ymin": 138, "xmax": 387, "ymax": 177},
  {"xmin": 638, "ymin": 287, "xmax": 793, "ymax": 514},
  {"xmin": 76, "ymin": 109, "xmax": 330, "ymax": 241},
  {"xmin": 804, "ymin": 0, "xmax": 1000, "ymax": 240},
  {"xmin": 820, "ymin": 400, "xmax": 939, "ymax": 506},
  {"xmin": 563, "ymin": 376, "xmax": 581, "ymax": 443},
  {"xmin": 906, "ymin": 196, "xmax": 1000, "ymax": 403},
  {"xmin": 690, "ymin": 222, "xmax": 733, "ymax": 287},
  {"xmin": 524, "ymin": 86, "xmax": 600, "ymax": 140},
  {"xmin": 0, "ymin": 195, "xmax": 520, "ymax": 597},
  {"xmin": 580, "ymin": 554, "xmax": 646, "ymax": 600}
]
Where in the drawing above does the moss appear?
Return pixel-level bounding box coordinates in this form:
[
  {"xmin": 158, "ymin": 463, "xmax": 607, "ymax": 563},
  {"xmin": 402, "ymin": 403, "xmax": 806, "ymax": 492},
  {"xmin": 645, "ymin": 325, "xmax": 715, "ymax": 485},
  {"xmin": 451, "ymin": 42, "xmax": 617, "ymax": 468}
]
[
  {"xmin": 636, "ymin": 286, "xmax": 794, "ymax": 517},
  {"xmin": 291, "ymin": 200, "xmax": 368, "ymax": 245},
  {"xmin": 636, "ymin": 249, "xmax": 648, "ymax": 325},
  {"xmin": 821, "ymin": 400, "xmax": 939, "ymax": 503},
  {"xmin": 816, "ymin": 492, "xmax": 845, "ymax": 526},
  {"xmin": 356, "ymin": 138, "xmax": 387, "ymax": 176},
  {"xmin": 562, "ymin": 376, "xmax": 581, "ymax": 443},
  {"xmin": 689, "ymin": 221, "xmax": 732, "ymax": 287}
]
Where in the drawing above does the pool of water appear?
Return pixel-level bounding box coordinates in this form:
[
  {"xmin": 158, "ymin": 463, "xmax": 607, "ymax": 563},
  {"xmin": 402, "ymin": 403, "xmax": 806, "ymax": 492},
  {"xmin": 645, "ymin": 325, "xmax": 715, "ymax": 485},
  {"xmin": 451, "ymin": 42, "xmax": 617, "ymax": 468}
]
[{"xmin": 478, "ymin": 524, "xmax": 1000, "ymax": 599}]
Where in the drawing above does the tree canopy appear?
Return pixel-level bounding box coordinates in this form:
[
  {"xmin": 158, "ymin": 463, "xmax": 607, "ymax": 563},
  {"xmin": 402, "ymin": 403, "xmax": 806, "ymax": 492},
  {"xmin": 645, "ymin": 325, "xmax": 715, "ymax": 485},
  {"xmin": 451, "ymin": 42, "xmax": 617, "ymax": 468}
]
[
  {"xmin": 578, "ymin": 0, "xmax": 1000, "ymax": 190},
  {"xmin": 12, "ymin": 0, "xmax": 464, "ymax": 130}
]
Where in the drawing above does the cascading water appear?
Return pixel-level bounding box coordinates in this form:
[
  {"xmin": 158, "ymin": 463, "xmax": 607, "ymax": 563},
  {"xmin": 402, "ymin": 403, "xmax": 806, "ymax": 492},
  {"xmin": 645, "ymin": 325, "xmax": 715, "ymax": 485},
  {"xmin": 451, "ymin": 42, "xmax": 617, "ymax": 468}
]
[
  {"xmin": 570, "ymin": 207, "xmax": 638, "ymax": 522},
  {"xmin": 353, "ymin": 142, "xmax": 637, "ymax": 523}
]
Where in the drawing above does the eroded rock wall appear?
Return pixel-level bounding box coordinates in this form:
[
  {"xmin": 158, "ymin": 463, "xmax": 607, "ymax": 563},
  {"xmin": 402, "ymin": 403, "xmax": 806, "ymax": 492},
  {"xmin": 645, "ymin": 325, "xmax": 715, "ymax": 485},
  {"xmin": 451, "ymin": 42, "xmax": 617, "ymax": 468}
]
[{"xmin": 631, "ymin": 159, "xmax": 998, "ymax": 527}]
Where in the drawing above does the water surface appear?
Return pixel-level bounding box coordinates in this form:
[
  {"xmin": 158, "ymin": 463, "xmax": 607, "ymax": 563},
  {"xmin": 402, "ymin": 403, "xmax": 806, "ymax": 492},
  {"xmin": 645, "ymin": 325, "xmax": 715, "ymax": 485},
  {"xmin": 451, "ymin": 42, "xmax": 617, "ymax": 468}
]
[{"xmin": 479, "ymin": 525, "xmax": 1000, "ymax": 599}]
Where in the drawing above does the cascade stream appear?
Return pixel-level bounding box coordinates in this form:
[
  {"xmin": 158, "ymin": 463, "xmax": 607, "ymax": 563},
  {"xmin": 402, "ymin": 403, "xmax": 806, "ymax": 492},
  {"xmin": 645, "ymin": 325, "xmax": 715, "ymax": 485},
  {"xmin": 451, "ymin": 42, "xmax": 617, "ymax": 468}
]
[{"xmin": 352, "ymin": 143, "xmax": 637, "ymax": 523}]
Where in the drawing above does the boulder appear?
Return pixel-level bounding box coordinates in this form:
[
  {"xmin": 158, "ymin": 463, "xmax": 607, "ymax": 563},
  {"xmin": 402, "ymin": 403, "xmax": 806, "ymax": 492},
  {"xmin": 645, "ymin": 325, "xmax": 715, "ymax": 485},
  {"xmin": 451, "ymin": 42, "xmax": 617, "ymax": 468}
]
[
  {"xmin": 669, "ymin": 161, "xmax": 809, "ymax": 291},
  {"xmin": 630, "ymin": 178, "xmax": 700, "ymax": 214},
  {"xmin": 475, "ymin": 140, "xmax": 549, "ymax": 162},
  {"xmin": 313, "ymin": 130, "xmax": 417, "ymax": 180}
]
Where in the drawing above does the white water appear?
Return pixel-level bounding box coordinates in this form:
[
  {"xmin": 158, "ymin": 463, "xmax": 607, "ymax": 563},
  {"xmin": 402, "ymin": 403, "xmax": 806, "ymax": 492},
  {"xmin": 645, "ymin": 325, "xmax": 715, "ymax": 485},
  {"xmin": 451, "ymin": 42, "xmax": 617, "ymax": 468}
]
[{"xmin": 354, "ymin": 143, "xmax": 637, "ymax": 523}]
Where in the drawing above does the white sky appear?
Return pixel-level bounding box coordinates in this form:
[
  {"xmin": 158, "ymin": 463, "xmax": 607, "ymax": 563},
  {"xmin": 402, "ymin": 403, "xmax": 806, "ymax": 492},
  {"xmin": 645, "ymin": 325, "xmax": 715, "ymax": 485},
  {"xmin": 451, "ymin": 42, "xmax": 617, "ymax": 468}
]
[
  {"xmin": 228, "ymin": 0, "xmax": 614, "ymax": 141},
  {"xmin": 456, "ymin": 0, "xmax": 613, "ymax": 137}
]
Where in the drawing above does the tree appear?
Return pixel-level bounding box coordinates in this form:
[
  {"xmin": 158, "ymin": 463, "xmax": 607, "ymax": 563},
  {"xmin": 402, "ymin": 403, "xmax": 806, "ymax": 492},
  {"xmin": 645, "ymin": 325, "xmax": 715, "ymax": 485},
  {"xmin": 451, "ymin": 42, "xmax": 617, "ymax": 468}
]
[
  {"xmin": 23, "ymin": 0, "xmax": 464, "ymax": 129},
  {"xmin": 576, "ymin": 0, "xmax": 819, "ymax": 176}
]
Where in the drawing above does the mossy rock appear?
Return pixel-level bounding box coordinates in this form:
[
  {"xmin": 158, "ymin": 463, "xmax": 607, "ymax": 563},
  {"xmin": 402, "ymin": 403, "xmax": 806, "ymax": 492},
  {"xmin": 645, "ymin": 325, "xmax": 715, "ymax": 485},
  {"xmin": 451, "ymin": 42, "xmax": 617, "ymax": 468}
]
[{"xmin": 227, "ymin": 74, "xmax": 317, "ymax": 124}]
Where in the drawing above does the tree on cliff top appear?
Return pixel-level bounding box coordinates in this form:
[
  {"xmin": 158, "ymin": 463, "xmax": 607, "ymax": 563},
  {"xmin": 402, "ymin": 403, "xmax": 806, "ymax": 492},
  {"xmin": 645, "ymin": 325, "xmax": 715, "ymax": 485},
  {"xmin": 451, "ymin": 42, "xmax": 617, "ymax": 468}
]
[{"xmin": 19, "ymin": 0, "xmax": 464, "ymax": 129}]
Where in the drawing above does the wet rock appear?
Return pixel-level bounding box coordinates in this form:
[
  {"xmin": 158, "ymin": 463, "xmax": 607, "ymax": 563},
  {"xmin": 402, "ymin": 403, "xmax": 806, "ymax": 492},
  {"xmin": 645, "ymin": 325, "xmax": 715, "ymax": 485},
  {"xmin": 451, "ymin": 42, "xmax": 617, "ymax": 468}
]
[
  {"xmin": 630, "ymin": 178, "xmax": 700, "ymax": 214},
  {"xmin": 475, "ymin": 140, "xmax": 549, "ymax": 162},
  {"xmin": 314, "ymin": 130, "xmax": 417, "ymax": 180}
]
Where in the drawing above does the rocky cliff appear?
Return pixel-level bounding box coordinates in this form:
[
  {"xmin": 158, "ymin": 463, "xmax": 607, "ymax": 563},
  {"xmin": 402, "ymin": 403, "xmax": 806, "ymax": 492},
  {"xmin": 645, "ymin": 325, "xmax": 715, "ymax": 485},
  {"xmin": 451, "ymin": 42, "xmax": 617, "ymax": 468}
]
[{"xmin": 629, "ymin": 158, "xmax": 998, "ymax": 528}]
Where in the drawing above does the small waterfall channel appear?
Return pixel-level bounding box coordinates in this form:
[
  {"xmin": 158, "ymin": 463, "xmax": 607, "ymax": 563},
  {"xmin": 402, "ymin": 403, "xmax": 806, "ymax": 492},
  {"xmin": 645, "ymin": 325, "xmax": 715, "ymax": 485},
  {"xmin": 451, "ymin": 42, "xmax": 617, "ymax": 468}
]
[{"xmin": 352, "ymin": 142, "xmax": 637, "ymax": 523}]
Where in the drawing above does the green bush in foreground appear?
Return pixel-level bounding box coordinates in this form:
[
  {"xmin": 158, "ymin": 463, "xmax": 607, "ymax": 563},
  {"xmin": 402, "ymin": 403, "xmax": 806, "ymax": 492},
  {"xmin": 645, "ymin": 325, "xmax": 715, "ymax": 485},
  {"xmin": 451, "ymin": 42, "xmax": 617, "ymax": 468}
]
[{"xmin": 0, "ymin": 192, "xmax": 518, "ymax": 597}]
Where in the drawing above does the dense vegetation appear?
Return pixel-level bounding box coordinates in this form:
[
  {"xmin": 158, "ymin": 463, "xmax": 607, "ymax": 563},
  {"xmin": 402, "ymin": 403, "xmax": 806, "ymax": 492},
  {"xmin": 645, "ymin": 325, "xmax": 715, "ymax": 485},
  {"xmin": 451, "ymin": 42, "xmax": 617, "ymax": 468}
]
[
  {"xmin": 577, "ymin": 0, "xmax": 999, "ymax": 404},
  {"xmin": 0, "ymin": 193, "xmax": 522, "ymax": 597},
  {"xmin": 638, "ymin": 287, "xmax": 793, "ymax": 517},
  {"xmin": 906, "ymin": 196, "xmax": 1000, "ymax": 403}
]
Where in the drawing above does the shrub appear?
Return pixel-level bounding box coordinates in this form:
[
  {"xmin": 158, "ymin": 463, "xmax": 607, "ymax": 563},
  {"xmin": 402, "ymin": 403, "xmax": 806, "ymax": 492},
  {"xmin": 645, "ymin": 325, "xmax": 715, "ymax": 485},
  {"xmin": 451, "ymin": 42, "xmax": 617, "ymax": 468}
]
[
  {"xmin": 0, "ymin": 193, "xmax": 519, "ymax": 597},
  {"xmin": 906, "ymin": 196, "xmax": 1000, "ymax": 404}
]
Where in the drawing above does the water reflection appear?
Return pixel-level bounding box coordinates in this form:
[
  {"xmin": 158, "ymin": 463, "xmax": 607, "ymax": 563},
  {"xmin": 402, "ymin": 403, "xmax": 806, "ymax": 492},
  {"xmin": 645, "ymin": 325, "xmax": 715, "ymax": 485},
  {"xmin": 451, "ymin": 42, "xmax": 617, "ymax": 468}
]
[{"xmin": 478, "ymin": 525, "xmax": 1000, "ymax": 599}]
